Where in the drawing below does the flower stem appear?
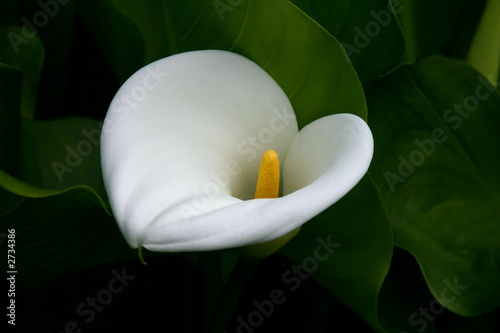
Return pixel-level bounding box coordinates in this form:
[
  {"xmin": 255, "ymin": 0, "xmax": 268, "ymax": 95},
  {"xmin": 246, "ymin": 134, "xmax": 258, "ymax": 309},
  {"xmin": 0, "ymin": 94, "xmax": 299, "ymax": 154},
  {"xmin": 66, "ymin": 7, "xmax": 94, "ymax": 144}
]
[
  {"xmin": 467, "ymin": 0, "xmax": 500, "ymax": 86},
  {"xmin": 199, "ymin": 251, "xmax": 223, "ymax": 329},
  {"xmin": 205, "ymin": 255, "xmax": 260, "ymax": 333}
]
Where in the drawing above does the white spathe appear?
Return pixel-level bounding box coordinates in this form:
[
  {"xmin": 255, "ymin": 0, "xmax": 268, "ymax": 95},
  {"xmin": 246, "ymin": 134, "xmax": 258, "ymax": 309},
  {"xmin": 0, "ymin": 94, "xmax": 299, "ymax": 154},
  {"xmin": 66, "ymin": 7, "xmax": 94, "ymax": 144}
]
[{"xmin": 101, "ymin": 50, "xmax": 373, "ymax": 252}]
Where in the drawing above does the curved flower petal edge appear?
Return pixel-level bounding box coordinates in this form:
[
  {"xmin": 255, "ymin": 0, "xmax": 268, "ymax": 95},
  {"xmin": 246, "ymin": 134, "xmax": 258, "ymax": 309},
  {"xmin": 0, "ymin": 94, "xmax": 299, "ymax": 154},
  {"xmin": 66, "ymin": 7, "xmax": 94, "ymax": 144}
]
[{"xmin": 101, "ymin": 49, "xmax": 374, "ymax": 252}]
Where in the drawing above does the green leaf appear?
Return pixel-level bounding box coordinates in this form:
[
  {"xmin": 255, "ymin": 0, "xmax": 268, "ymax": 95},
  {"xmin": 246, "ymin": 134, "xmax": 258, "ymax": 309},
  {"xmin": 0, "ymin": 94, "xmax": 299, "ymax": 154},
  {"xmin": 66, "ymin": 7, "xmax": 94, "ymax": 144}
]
[
  {"xmin": 395, "ymin": 0, "xmax": 486, "ymax": 64},
  {"xmin": 0, "ymin": 170, "xmax": 134, "ymax": 289},
  {"xmin": 77, "ymin": 0, "xmax": 145, "ymax": 83},
  {"xmin": 0, "ymin": 23, "xmax": 45, "ymax": 119},
  {"xmin": 281, "ymin": 175, "xmax": 393, "ymax": 333},
  {"xmin": 0, "ymin": 24, "xmax": 106, "ymax": 198},
  {"xmin": 367, "ymin": 55, "xmax": 500, "ymax": 316},
  {"xmin": 290, "ymin": 0, "xmax": 405, "ymax": 85},
  {"xmin": 19, "ymin": 117, "xmax": 107, "ymax": 199},
  {"xmin": 82, "ymin": 0, "xmax": 367, "ymax": 127},
  {"xmin": 446, "ymin": 0, "xmax": 488, "ymax": 60},
  {"xmin": 466, "ymin": 0, "xmax": 500, "ymax": 86}
]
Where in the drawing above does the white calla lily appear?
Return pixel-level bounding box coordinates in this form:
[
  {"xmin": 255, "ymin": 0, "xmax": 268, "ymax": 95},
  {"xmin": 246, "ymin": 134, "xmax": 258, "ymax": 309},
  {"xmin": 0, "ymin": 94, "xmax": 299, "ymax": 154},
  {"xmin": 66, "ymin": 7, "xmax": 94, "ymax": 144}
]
[{"xmin": 101, "ymin": 50, "xmax": 373, "ymax": 252}]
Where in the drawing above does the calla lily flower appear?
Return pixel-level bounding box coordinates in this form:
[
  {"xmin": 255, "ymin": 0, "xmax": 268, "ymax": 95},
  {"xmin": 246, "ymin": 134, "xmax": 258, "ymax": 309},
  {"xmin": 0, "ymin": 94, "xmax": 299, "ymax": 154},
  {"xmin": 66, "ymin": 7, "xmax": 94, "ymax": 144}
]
[{"xmin": 101, "ymin": 50, "xmax": 373, "ymax": 253}]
